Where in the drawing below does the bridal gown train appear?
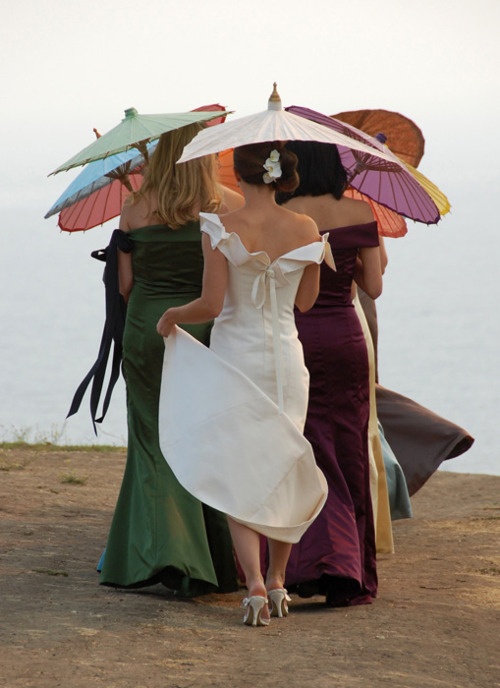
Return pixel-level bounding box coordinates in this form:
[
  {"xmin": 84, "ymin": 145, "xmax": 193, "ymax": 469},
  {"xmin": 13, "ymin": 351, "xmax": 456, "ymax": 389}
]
[{"xmin": 158, "ymin": 213, "xmax": 331, "ymax": 544}]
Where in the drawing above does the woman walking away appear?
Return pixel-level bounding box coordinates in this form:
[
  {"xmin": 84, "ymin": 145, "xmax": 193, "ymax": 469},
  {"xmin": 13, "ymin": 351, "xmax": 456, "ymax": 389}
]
[
  {"xmin": 157, "ymin": 141, "xmax": 332, "ymax": 625},
  {"xmin": 99, "ymin": 122, "xmax": 243, "ymax": 596}
]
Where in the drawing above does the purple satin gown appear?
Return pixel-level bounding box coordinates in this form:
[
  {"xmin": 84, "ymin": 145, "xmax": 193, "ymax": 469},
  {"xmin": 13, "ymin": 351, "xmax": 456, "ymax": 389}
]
[{"xmin": 285, "ymin": 222, "xmax": 379, "ymax": 606}]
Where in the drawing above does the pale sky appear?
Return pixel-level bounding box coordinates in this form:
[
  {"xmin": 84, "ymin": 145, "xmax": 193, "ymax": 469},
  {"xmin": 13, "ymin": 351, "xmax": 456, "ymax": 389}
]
[
  {"xmin": 0, "ymin": 0, "xmax": 499, "ymax": 469},
  {"xmin": 1, "ymin": 0, "xmax": 499, "ymax": 206}
]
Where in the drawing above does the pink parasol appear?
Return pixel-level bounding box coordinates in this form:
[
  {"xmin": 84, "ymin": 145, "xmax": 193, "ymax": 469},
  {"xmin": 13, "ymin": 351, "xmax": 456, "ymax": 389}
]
[{"xmin": 286, "ymin": 105, "xmax": 441, "ymax": 224}]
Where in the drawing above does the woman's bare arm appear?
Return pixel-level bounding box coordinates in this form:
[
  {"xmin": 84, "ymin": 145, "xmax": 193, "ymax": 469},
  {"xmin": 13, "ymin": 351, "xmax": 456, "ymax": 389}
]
[
  {"xmin": 295, "ymin": 263, "xmax": 320, "ymax": 312},
  {"xmin": 294, "ymin": 215, "xmax": 322, "ymax": 312},
  {"xmin": 157, "ymin": 233, "xmax": 228, "ymax": 337},
  {"xmin": 354, "ymin": 246, "xmax": 383, "ymax": 299}
]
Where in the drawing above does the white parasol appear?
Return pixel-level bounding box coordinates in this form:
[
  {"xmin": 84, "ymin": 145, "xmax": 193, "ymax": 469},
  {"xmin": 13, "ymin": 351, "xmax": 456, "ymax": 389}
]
[{"xmin": 177, "ymin": 84, "xmax": 395, "ymax": 164}]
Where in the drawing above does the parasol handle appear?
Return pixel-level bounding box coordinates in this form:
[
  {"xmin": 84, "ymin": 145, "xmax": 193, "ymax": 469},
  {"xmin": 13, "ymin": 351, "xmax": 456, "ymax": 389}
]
[{"xmin": 134, "ymin": 140, "xmax": 150, "ymax": 165}]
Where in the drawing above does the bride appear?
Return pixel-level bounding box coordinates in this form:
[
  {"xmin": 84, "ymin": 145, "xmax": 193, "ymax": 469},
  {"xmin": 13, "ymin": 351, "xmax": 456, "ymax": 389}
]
[{"xmin": 157, "ymin": 141, "xmax": 333, "ymax": 626}]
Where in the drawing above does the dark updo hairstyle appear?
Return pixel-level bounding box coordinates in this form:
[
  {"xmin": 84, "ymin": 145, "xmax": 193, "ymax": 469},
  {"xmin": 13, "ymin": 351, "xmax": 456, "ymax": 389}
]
[
  {"xmin": 275, "ymin": 141, "xmax": 348, "ymax": 204},
  {"xmin": 233, "ymin": 141, "xmax": 299, "ymax": 194}
]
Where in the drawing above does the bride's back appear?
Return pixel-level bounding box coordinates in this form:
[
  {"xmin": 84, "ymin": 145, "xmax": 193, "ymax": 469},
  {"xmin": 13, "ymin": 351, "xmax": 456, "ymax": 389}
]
[{"xmin": 220, "ymin": 201, "xmax": 319, "ymax": 263}]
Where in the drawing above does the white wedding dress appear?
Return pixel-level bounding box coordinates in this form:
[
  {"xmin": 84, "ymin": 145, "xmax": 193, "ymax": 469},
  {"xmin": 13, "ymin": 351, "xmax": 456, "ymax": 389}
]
[{"xmin": 158, "ymin": 212, "xmax": 332, "ymax": 543}]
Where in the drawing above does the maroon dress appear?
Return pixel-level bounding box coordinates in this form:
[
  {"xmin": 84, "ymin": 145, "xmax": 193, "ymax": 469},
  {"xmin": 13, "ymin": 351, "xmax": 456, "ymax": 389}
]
[{"xmin": 285, "ymin": 222, "xmax": 379, "ymax": 606}]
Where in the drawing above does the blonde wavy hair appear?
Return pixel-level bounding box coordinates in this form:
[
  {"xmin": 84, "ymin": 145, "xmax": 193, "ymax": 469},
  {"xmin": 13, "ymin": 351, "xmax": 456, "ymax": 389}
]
[{"xmin": 132, "ymin": 122, "xmax": 222, "ymax": 229}]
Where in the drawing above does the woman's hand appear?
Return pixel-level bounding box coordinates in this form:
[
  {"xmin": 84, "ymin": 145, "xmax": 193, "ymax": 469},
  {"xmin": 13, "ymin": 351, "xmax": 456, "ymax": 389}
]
[{"xmin": 157, "ymin": 308, "xmax": 179, "ymax": 337}]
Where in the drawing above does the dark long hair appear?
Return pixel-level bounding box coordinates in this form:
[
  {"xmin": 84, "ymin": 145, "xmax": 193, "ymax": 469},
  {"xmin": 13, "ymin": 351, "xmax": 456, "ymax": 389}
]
[{"xmin": 276, "ymin": 141, "xmax": 347, "ymax": 203}]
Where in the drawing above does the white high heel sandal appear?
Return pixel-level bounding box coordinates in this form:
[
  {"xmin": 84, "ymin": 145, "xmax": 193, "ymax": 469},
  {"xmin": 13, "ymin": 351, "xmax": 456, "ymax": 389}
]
[
  {"xmin": 242, "ymin": 596, "xmax": 270, "ymax": 627},
  {"xmin": 267, "ymin": 588, "xmax": 291, "ymax": 617}
]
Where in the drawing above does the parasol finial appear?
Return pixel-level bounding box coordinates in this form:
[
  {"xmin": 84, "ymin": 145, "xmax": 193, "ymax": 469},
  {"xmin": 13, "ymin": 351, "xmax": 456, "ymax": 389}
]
[
  {"xmin": 268, "ymin": 82, "xmax": 282, "ymax": 111},
  {"xmin": 93, "ymin": 128, "xmax": 102, "ymax": 139},
  {"xmin": 123, "ymin": 107, "xmax": 139, "ymax": 120}
]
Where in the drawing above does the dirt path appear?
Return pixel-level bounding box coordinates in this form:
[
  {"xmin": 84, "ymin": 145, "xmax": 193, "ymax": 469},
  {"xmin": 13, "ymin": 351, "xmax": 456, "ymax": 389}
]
[{"xmin": 0, "ymin": 446, "xmax": 499, "ymax": 688}]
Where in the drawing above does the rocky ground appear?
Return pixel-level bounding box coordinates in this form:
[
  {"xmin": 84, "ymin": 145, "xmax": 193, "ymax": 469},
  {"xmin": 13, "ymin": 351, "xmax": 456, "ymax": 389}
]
[{"xmin": 0, "ymin": 445, "xmax": 499, "ymax": 688}]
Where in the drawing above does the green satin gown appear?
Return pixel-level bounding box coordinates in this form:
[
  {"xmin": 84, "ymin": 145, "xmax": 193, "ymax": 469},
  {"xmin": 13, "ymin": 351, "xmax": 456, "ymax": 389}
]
[{"xmin": 99, "ymin": 222, "xmax": 238, "ymax": 595}]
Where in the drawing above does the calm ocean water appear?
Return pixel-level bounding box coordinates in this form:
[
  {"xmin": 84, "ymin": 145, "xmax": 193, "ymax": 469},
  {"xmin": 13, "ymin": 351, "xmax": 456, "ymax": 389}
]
[{"xmin": 1, "ymin": 191, "xmax": 498, "ymax": 476}]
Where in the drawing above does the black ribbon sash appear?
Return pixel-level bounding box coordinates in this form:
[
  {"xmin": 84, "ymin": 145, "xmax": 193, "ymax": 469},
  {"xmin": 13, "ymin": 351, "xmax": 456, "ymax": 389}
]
[{"xmin": 66, "ymin": 229, "xmax": 133, "ymax": 433}]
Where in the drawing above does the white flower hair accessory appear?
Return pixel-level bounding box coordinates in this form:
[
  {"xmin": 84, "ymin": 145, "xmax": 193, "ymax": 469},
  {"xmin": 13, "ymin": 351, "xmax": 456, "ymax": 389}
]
[{"xmin": 263, "ymin": 149, "xmax": 282, "ymax": 184}]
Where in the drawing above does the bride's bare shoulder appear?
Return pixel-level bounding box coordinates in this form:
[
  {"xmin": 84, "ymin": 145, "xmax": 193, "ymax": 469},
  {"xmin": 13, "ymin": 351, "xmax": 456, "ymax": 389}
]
[{"xmin": 283, "ymin": 207, "xmax": 320, "ymax": 239}]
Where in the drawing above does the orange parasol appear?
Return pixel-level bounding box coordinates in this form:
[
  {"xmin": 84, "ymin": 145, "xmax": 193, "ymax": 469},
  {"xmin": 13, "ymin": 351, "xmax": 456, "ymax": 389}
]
[{"xmin": 332, "ymin": 109, "xmax": 425, "ymax": 168}]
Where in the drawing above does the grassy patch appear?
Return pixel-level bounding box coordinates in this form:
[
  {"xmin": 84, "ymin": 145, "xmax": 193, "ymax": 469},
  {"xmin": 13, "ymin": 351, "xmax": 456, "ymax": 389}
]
[
  {"xmin": 0, "ymin": 460, "xmax": 25, "ymax": 471},
  {"xmin": 32, "ymin": 568, "xmax": 69, "ymax": 577},
  {"xmin": 0, "ymin": 423, "xmax": 126, "ymax": 449},
  {"xmin": 478, "ymin": 566, "xmax": 500, "ymax": 576},
  {"xmin": 0, "ymin": 441, "xmax": 124, "ymax": 453},
  {"xmin": 59, "ymin": 473, "xmax": 88, "ymax": 485}
]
